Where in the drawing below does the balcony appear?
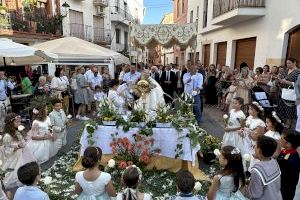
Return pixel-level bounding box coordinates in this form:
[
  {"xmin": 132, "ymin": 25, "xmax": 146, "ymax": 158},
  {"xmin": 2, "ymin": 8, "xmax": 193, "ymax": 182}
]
[
  {"xmin": 211, "ymin": 0, "xmax": 266, "ymax": 26},
  {"xmin": 93, "ymin": 0, "xmax": 108, "ymax": 7},
  {"xmin": 94, "ymin": 27, "xmax": 111, "ymax": 44},
  {"xmin": 111, "ymin": 7, "xmax": 134, "ymax": 25},
  {"xmin": 0, "ymin": 9, "xmax": 63, "ymax": 39}
]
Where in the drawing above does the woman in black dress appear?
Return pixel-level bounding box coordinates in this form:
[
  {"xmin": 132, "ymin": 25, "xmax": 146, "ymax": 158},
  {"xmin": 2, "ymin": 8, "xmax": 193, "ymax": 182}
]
[
  {"xmin": 277, "ymin": 58, "xmax": 300, "ymax": 129},
  {"xmin": 205, "ymin": 64, "xmax": 218, "ymax": 105}
]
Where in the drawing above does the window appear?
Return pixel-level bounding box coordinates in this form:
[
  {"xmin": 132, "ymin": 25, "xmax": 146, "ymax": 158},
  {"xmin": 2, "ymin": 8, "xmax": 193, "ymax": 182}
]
[
  {"xmin": 190, "ymin": 10, "xmax": 193, "ymax": 23},
  {"xmin": 116, "ymin": 28, "xmax": 120, "ymax": 44},
  {"xmin": 203, "ymin": 0, "xmax": 208, "ymax": 28},
  {"xmin": 116, "ymin": 0, "xmax": 120, "ymax": 12},
  {"xmin": 182, "ymin": 0, "xmax": 185, "ymax": 14},
  {"xmin": 124, "ymin": 31, "xmax": 128, "ymax": 50}
]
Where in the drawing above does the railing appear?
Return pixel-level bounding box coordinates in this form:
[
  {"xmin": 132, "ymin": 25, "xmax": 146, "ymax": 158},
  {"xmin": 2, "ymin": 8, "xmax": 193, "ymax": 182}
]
[
  {"xmin": 111, "ymin": 6, "xmax": 134, "ymax": 22},
  {"xmin": 213, "ymin": 0, "xmax": 265, "ymax": 18},
  {"xmin": 0, "ymin": 9, "xmax": 63, "ymax": 36},
  {"xmin": 94, "ymin": 27, "xmax": 111, "ymax": 43},
  {"xmin": 93, "ymin": 0, "xmax": 108, "ymax": 6}
]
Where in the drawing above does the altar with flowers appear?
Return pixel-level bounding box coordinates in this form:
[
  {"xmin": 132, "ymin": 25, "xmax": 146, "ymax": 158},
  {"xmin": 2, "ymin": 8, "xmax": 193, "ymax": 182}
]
[{"xmin": 74, "ymin": 95, "xmax": 209, "ymax": 180}]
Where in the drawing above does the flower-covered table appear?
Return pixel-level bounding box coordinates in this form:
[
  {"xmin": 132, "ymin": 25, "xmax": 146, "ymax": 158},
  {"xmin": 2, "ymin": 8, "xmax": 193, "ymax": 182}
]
[{"xmin": 74, "ymin": 125, "xmax": 208, "ymax": 180}]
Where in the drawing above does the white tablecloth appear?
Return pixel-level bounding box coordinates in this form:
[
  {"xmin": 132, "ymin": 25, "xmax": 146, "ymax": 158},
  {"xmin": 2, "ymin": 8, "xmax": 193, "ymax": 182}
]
[{"xmin": 80, "ymin": 126, "xmax": 200, "ymax": 166}]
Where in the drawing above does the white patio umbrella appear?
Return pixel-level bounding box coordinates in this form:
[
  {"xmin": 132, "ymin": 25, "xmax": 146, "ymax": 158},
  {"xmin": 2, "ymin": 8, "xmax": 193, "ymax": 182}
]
[
  {"xmin": 0, "ymin": 38, "xmax": 52, "ymax": 66},
  {"xmin": 33, "ymin": 37, "xmax": 130, "ymax": 65}
]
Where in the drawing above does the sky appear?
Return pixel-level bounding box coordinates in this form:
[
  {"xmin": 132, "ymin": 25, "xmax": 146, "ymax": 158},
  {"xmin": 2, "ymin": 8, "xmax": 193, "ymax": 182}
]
[{"xmin": 143, "ymin": 0, "xmax": 173, "ymax": 24}]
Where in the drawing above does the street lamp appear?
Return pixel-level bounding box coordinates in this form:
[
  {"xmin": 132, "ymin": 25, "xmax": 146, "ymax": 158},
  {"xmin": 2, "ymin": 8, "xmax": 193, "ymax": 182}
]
[{"xmin": 61, "ymin": 1, "xmax": 70, "ymax": 17}]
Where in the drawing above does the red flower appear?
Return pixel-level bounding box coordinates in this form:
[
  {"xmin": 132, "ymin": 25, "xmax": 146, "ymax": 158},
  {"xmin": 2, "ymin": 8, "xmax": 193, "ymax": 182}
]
[
  {"xmin": 118, "ymin": 161, "xmax": 127, "ymax": 169},
  {"xmin": 127, "ymin": 161, "xmax": 134, "ymax": 166}
]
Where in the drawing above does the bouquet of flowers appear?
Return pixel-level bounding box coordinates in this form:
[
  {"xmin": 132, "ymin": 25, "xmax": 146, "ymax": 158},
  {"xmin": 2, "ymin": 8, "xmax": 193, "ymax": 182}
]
[
  {"xmin": 155, "ymin": 104, "xmax": 172, "ymax": 123},
  {"xmin": 109, "ymin": 134, "xmax": 159, "ymax": 169},
  {"xmin": 98, "ymin": 98, "xmax": 118, "ymax": 121},
  {"xmin": 199, "ymin": 133, "xmax": 221, "ymax": 154},
  {"xmin": 129, "ymin": 109, "xmax": 147, "ymax": 123}
]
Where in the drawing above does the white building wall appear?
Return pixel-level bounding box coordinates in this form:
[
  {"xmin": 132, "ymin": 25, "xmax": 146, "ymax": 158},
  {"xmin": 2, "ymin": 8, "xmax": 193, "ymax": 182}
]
[
  {"xmin": 61, "ymin": 0, "xmax": 110, "ymax": 41},
  {"xmin": 187, "ymin": 0, "xmax": 300, "ymax": 69}
]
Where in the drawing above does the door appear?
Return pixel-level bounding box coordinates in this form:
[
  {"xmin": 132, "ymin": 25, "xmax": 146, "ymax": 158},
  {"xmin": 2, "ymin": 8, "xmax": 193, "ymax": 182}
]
[
  {"xmin": 124, "ymin": 31, "xmax": 128, "ymax": 51},
  {"xmin": 287, "ymin": 26, "xmax": 300, "ymax": 66},
  {"xmin": 93, "ymin": 15, "xmax": 104, "ymax": 42},
  {"xmin": 203, "ymin": 44, "xmax": 210, "ymax": 68},
  {"xmin": 216, "ymin": 42, "xmax": 227, "ymax": 66},
  {"xmin": 235, "ymin": 37, "xmax": 256, "ymax": 69},
  {"xmin": 69, "ymin": 10, "xmax": 84, "ymax": 39}
]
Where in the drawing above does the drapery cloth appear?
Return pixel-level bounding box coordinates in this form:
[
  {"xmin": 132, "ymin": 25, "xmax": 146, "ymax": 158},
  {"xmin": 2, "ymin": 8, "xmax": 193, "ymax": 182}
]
[
  {"xmin": 131, "ymin": 23, "xmax": 198, "ymax": 49},
  {"xmin": 79, "ymin": 126, "xmax": 200, "ymax": 166}
]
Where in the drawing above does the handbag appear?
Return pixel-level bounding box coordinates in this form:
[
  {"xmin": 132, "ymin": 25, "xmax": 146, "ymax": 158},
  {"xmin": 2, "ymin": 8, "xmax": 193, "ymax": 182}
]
[{"xmin": 281, "ymin": 85, "xmax": 296, "ymax": 101}]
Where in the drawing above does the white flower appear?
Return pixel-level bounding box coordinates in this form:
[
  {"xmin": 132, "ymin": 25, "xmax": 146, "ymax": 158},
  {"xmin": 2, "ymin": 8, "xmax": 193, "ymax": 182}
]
[
  {"xmin": 107, "ymin": 159, "xmax": 116, "ymax": 168},
  {"xmin": 70, "ymin": 185, "xmax": 76, "ymax": 190},
  {"xmin": 18, "ymin": 125, "xmax": 25, "ymax": 131},
  {"xmin": 43, "ymin": 176, "xmax": 53, "ymax": 185},
  {"xmin": 213, "ymin": 149, "xmax": 221, "ymax": 157},
  {"xmin": 194, "ymin": 181, "xmax": 202, "ymax": 191},
  {"xmin": 67, "ymin": 115, "xmax": 72, "ymax": 119},
  {"xmin": 243, "ymin": 154, "xmax": 251, "ymax": 162},
  {"xmin": 0, "ymin": 160, "xmax": 2, "ymax": 166},
  {"xmin": 223, "ymin": 114, "xmax": 229, "ymax": 119}
]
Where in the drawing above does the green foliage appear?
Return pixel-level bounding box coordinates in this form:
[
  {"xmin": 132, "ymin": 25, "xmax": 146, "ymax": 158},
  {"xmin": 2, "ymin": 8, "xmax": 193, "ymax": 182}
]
[{"xmin": 199, "ymin": 133, "xmax": 221, "ymax": 153}]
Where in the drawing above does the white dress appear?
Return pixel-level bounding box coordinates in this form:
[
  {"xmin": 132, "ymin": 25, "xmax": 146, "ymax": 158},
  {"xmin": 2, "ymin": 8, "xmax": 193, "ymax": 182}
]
[
  {"xmin": 0, "ymin": 182, "xmax": 7, "ymax": 200},
  {"xmin": 136, "ymin": 77, "xmax": 165, "ymax": 112},
  {"xmin": 237, "ymin": 116, "xmax": 265, "ymax": 156},
  {"xmin": 116, "ymin": 193, "xmax": 152, "ymax": 200},
  {"xmin": 264, "ymin": 130, "xmax": 281, "ymax": 140},
  {"xmin": 27, "ymin": 117, "xmax": 53, "ymax": 164},
  {"xmin": 1, "ymin": 132, "xmax": 36, "ymax": 189},
  {"xmin": 215, "ymin": 175, "xmax": 248, "ymax": 200},
  {"xmin": 108, "ymin": 90, "xmax": 125, "ymax": 114},
  {"xmin": 75, "ymin": 171, "xmax": 111, "ymax": 200},
  {"xmin": 222, "ymin": 109, "xmax": 245, "ymax": 147}
]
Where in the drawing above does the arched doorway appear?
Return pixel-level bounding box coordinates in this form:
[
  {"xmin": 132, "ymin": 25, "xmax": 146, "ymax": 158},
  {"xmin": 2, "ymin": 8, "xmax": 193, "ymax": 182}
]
[{"xmin": 287, "ymin": 26, "xmax": 300, "ymax": 64}]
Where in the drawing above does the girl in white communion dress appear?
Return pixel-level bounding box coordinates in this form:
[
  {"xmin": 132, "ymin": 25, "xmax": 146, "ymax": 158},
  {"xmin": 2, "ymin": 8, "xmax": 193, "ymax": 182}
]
[{"xmin": 116, "ymin": 165, "xmax": 152, "ymax": 200}]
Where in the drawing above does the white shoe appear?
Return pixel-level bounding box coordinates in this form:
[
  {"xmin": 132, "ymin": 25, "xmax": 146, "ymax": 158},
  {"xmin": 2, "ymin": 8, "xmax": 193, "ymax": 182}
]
[
  {"xmin": 76, "ymin": 115, "xmax": 80, "ymax": 119},
  {"xmin": 80, "ymin": 116, "xmax": 90, "ymax": 121}
]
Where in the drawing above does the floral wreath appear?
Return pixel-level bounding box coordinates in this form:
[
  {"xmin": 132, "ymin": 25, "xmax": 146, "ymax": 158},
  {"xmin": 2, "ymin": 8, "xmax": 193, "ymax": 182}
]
[
  {"xmin": 231, "ymin": 147, "xmax": 241, "ymax": 155},
  {"xmin": 122, "ymin": 165, "xmax": 143, "ymax": 199},
  {"xmin": 252, "ymin": 101, "xmax": 264, "ymax": 112}
]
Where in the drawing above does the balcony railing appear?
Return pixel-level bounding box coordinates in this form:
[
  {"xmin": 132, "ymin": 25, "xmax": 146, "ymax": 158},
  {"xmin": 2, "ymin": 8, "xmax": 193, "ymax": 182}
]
[
  {"xmin": 94, "ymin": 27, "xmax": 111, "ymax": 44},
  {"xmin": 213, "ymin": 0, "xmax": 265, "ymax": 18},
  {"xmin": 93, "ymin": 0, "xmax": 108, "ymax": 7},
  {"xmin": 111, "ymin": 6, "xmax": 134, "ymax": 23},
  {"xmin": 0, "ymin": 9, "xmax": 63, "ymax": 36}
]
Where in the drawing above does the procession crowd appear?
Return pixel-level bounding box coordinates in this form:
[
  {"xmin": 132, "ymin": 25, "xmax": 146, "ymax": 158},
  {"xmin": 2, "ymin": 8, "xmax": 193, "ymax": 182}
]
[{"xmin": 0, "ymin": 57, "xmax": 300, "ymax": 200}]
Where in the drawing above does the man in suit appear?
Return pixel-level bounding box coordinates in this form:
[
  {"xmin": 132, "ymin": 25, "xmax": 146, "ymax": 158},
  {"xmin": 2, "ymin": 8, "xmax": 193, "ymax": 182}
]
[
  {"xmin": 150, "ymin": 66, "xmax": 160, "ymax": 83},
  {"xmin": 160, "ymin": 64, "xmax": 176, "ymax": 105},
  {"xmin": 176, "ymin": 65, "xmax": 187, "ymax": 95}
]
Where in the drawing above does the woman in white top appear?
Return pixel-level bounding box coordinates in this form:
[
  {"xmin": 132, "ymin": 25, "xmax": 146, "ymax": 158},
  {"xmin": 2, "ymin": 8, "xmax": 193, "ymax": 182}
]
[
  {"xmin": 117, "ymin": 165, "xmax": 152, "ymax": 200},
  {"xmin": 51, "ymin": 68, "xmax": 70, "ymax": 113},
  {"xmin": 27, "ymin": 105, "xmax": 56, "ymax": 164},
  {"xmin": 75, "ymin": 146, "xmax": 116, "ymax": 200},
  {"xmin": 108, "ymin": 79, "xmax": 125, "ymax": 114}
]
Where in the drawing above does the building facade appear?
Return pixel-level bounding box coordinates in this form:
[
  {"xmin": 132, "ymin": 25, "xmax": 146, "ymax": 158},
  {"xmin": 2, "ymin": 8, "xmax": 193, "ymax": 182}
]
[
  {"xmin": 160, "ymin": 12, "xmax": 174, "ymax": 66},
  {"xmin": 187, "ymin": 0, "xmax": 300, "ymax": 69},
  {"xmin": 109, "ymin": 0, "xmax": 145, "ymax": 64},
  {"xmin": 173, "ymin": 0, "xmax": 188, "ymax": 66},
  {"xmin": 0, "ymin": 0, "xmax": 62, "ymax": 45}
]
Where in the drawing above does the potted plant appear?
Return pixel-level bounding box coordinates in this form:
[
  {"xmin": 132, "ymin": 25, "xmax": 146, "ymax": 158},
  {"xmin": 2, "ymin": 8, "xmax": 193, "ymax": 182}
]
[
  {"xmin": 129, "ymin": 109, "xmax": 147, "ymax": 127},
  {"xmin": 98, "ymin": 99, "xmax": 118, "ymax": 126},
  {"xmin": 199, "ymin": 133, "xmax": 221, "ymax": 164},
  {"xmin": 155, "ymin": 104, "xmax": 173, "ymax": 128}
]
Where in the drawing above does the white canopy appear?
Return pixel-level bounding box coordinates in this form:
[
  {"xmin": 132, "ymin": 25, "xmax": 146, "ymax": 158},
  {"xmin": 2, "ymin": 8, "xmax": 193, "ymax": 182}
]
[
  {"xmin": 131, "ymin": 22, "xmax": 198, "ymax": 49},
  {"xmin": 0, "ymin": 38, "xmax": 51, "ymax": 66},
  {"xmin": 33, "ymin": 37, "xmax": 130, "ymax": 65}
]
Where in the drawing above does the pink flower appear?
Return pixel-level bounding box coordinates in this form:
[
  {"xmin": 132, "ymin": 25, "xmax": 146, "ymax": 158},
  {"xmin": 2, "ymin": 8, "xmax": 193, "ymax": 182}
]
[{"xmin": 118, "ymin": 161, "xmax": 127, "ymax": 169}]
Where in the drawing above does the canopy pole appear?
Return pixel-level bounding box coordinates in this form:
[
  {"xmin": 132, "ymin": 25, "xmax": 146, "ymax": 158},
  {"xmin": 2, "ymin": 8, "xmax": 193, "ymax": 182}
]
[
  {"xmin": 3, "ymin": 57, "xmax": 6, "ymax": 67},
  {"xmin": 129, "ymin": 22, "xmax": 132, "ymax": 65}
]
